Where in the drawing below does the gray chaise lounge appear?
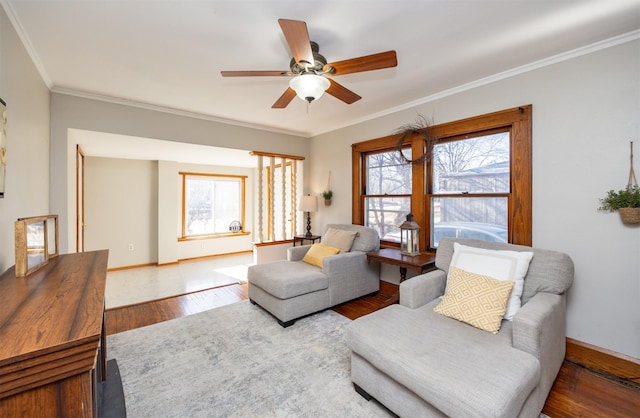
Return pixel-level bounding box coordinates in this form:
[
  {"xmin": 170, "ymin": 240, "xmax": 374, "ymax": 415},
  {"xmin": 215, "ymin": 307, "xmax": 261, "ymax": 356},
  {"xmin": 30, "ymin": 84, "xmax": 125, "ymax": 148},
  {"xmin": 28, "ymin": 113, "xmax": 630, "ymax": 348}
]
[
  {"xmin": 248, "ymin": 224, "xmax": 380, "ymax": 327},
  {"xmin": 347, "ymin": 237, "xmax": 574, "ymax": 418}
]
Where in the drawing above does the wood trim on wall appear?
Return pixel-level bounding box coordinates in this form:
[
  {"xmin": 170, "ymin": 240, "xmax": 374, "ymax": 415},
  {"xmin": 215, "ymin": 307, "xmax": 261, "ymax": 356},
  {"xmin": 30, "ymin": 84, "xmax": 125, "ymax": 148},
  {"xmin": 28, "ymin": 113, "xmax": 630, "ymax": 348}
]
[
  {"xmin": 566, "ymin": 337, "xmax": 640, "ymax": 384},
  {"xmin": 351, "ymin": 105, "xmax": 532, "ymax": 247}
]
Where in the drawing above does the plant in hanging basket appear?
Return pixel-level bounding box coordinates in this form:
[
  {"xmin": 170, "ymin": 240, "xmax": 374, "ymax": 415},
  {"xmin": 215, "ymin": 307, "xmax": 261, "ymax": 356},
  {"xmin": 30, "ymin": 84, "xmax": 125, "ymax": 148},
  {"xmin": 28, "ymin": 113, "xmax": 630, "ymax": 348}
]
[
  {"xmin": 598, "ymin": 185, "xmax": 640, "ymax": 224},
  {"xmin": 322, "ymin": 190, "xmax": 333, "ymax": 205}
]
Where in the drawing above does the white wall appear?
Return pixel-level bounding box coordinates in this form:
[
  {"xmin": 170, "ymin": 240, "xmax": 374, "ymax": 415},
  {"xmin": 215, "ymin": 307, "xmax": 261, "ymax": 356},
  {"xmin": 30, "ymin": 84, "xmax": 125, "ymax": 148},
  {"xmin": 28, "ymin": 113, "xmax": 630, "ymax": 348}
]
[
  {"xmin": 83, "ymin": 156, "xmax": 257, "ymax": 269},
  {"xmin": 0, "ymin": 7, "xmax": 50, "ymax": 272},
  {"xmin": 49, "ymin": 93, "xmax": 311, "ymax": 255},
  {"xmin": 310, "ymin": 39, "xmax": 640, "ymax": 358},
  {"xmin": 84, "ymin": 157, "xmax": 158, "ymax": 268}
]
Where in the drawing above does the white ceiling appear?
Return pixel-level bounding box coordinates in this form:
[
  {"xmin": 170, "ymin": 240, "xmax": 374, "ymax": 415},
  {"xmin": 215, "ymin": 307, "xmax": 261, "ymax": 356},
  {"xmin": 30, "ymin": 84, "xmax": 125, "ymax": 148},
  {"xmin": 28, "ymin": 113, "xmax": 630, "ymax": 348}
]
[{"xmin": 3, "ymin": 0, "xmax": 640, "ymax": 147}]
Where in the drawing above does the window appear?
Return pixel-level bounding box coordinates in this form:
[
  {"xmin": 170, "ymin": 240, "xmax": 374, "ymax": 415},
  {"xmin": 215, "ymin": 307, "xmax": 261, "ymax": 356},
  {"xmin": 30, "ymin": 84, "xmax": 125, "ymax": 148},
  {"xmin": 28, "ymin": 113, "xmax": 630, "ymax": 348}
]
[
  {"xmin": 352, "ymin": 106, "xmax": 532, "ymax": 249},
  {"xmin": 431, "ymin": 131, "xmax": 510, "ymax": 247},
  {"xmin": 363, "ymin": 148, "xmax": 412, "ymax": 242},
  {"xmin": 180, "ymin": 173, "xmax": 246, "ymax": 239}
]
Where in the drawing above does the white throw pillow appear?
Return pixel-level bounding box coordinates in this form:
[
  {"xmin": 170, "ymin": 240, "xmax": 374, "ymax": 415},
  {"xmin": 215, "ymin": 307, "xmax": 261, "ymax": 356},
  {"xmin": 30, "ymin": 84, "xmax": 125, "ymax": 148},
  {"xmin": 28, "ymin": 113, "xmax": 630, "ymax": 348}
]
[{"xmin": 450, "ymin": 243, "xmax": 534, "ymax": 320}]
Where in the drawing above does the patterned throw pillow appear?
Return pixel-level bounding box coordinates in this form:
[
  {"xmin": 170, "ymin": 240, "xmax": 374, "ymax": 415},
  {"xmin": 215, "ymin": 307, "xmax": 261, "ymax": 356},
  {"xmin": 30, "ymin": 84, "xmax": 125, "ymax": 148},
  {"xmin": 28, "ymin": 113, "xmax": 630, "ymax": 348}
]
[
  {"xmin": 302, "ymin": 243, "xmax": 340, "ymax": 268},
  {"xmin": 450, "ymin": 243, "xmax": 533, "ymax": 321},
  {"xmin": 434, "ymin": 266, "xmax": 515, "ymax": 334}
]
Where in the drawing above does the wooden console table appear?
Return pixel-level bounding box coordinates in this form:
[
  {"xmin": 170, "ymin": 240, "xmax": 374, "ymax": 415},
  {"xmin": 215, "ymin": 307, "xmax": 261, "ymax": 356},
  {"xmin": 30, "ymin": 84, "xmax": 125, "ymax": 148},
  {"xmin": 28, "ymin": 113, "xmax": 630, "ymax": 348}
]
[
  {"xmin": 0, "ymin": 250, "xmax": 109, "ymax": 418},
  {"xmin": 366, "ymin": 248, "xmax": 436, "ymax": 306}
]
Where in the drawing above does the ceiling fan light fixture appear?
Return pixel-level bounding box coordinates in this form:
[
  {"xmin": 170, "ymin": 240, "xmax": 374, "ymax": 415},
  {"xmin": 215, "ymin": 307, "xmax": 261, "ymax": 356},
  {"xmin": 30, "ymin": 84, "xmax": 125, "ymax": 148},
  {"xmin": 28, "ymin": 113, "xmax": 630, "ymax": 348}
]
[{"xmin": 289, "ymin": 74, "xmax": 330, "ymax": 103}]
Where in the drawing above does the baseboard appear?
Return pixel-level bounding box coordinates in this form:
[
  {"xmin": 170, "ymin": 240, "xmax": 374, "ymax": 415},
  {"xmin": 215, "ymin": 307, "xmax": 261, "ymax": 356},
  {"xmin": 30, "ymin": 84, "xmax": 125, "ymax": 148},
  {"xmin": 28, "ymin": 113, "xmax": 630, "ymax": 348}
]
[
  {"xmin": 566, "ymin": 337, "xmax": 640, "ymax": 383},
  {"xmin": 107, "ymin": 262, "xmax": 156, "ymax": 272}
]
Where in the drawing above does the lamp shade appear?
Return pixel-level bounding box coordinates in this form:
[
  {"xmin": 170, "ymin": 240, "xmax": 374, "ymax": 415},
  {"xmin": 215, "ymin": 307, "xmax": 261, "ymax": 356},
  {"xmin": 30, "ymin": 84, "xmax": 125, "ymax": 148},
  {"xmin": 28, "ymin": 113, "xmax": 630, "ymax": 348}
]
[
  {"xmin": 299, "ymin": 195, "xmax": 318, "ymax": 212},
  {"xmin": 289, "ymin": 74, "xmax": 330, "ymax": 103}
]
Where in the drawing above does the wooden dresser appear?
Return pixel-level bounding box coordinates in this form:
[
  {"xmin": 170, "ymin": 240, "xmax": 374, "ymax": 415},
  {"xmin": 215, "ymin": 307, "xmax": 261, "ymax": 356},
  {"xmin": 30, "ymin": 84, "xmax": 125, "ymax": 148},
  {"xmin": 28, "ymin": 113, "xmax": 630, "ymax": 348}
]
[{"xmin": 0, "ymin": 250, "xmax": 109, "ymax": 417}]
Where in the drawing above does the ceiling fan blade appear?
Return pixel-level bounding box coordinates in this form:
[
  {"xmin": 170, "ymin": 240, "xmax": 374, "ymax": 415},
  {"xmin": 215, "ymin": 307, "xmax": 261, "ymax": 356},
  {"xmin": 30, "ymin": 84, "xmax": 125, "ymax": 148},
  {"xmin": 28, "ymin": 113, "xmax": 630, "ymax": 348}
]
[
  {"xmin": 326, "ymin": 79, "xmax": 361, "ymax": 104},
  {"xmin": 221, "ymin": 70, "xmax": 291, "ymax": 77},
  {"xmin": 272, "ymin": 87, "xmax": 297, "ymax": 108},
  {"xmin": 278, "ymin": 19, "xmax": 314, "ymax": 66},
  {"xmin": 326, "ymin": 50, "xmax": 398, "ymax": 76}
]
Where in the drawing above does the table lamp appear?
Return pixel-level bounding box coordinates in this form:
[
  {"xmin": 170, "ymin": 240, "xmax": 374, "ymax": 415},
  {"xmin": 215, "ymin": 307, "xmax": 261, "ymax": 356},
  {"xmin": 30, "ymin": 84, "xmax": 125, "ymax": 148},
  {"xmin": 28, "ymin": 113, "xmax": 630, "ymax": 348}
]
[{"xmin": 299, "ymin": 195, "xmax": 318, "ymax": 237}]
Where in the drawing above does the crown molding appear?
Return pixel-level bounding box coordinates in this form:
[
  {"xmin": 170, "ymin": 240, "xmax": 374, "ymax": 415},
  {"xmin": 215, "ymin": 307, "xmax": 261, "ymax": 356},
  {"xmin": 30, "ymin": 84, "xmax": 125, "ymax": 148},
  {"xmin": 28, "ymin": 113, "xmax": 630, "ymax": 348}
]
[
  {"xmin": 51, "ymin": 87, "xmax": 309, "ymax": 138},
  {"xmin": 0, "ymin": 0, "xmax": 53, "ymax": 88},
  {"xmin": 310, "ymin": 30, "xmax": 640, "ymax": 137}
]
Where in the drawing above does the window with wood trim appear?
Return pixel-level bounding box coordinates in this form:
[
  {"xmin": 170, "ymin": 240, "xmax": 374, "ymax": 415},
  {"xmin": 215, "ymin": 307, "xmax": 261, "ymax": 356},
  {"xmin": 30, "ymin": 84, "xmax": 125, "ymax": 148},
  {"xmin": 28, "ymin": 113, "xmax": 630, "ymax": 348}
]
[
  {"xmin": 180, "ymin": 172, "xmax": 246, "ymax": 239},
  {"xmin": 352, "ymin": 105, "xmax": 532, "ymax": 250}
]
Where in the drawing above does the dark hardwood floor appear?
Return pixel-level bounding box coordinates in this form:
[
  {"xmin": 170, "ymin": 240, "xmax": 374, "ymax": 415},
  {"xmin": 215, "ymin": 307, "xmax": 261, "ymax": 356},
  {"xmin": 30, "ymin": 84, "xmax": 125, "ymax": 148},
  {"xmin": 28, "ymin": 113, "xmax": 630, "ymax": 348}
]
[{"xmin": 105, "ymin": 281, "xmax": 640, "ymax": 417}]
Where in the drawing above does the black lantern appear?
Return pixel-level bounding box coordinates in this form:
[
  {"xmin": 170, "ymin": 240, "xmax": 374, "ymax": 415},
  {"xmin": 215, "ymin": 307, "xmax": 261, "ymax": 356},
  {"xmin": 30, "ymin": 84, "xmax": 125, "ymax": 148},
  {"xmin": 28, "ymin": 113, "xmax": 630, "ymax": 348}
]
[{"xmin": 400, "ymin": 214, "xmax": 420, "ymax": 256}]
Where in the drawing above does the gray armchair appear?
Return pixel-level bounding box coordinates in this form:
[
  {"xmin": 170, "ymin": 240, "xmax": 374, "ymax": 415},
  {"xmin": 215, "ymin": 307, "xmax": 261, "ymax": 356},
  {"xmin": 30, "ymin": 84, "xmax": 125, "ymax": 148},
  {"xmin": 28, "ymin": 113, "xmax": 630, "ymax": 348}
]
[
  {"xmin": 248, "ymin": 224, "xmax": 380, "ymax": 327},
  {"xmin": 346, "ymin": 237, "xmax": 574, "ymax": 417}
]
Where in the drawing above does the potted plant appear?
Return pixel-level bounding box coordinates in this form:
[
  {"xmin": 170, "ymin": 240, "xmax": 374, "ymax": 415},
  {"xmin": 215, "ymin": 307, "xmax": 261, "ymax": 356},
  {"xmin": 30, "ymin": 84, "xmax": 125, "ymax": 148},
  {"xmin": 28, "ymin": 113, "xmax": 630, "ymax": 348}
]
[
  {"xmin": 598, "ymin": 185, "xmax": 640, "ymax": 224},
  {"xmin": 322, "ymin": 190, "xmax": 333, "ymax": 206}
]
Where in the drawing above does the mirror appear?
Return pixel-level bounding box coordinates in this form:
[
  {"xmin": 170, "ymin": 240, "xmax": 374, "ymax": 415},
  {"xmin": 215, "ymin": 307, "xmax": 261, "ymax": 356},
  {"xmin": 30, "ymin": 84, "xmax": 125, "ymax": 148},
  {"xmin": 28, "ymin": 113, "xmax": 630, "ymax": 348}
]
[
  {"xmin": 26, "ymin": 220, "xmax": 46, "ymax": 272},
  {"xmin": 15, "ymin": 214, "xmax": 59, "ymax": 277},
  {"xmin": 46, "ymin": 215, "xmax": 58, "ymax": 258}
]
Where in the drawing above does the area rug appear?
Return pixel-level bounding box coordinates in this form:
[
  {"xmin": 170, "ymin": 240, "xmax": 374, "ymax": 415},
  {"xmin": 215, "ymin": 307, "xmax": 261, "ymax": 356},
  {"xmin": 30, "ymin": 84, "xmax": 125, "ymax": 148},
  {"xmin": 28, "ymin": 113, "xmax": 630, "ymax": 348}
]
[{"xmin": 106, "ymin": 301, "xmax": 391, "ymax": 417}]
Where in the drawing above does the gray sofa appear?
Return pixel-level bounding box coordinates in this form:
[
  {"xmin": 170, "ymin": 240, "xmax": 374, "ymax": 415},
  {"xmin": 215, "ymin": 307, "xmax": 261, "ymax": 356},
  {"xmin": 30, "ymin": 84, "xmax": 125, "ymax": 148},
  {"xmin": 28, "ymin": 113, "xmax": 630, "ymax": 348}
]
[
  {"xmin": 346, "ymin": 238, "xmax": 574, "ymax": 418},
  {"xmin": 248, "ymin": 224, "xmax": 380, "ymax": 327}
]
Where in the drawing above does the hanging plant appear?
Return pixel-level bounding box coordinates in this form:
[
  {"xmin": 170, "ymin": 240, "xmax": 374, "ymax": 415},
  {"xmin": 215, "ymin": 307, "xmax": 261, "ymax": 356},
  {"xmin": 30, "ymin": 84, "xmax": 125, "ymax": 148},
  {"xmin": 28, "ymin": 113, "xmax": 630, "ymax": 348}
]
[
  {"xmin": 598, "ymin": 141, "xmax": 640, "ymax": 224},
  {"xmin": 394, "ymin": 114, "xmax": 438, "ymax": 164},
  {"xmin": 323, "ymin": 171, "xmax": 333, "ymax": 206}
]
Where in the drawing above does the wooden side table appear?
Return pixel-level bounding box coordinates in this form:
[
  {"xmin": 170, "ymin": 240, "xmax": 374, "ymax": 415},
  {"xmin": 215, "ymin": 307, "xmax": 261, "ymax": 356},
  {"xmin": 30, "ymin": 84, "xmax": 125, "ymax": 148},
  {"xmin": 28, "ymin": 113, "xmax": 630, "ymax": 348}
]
[
  {"xmin": 293, "ymin": 234, "xmax": 321, "ymax": 246},
  {"xmin": 366, "ymin": 248, "xmax": 437, "ymax": 306}
]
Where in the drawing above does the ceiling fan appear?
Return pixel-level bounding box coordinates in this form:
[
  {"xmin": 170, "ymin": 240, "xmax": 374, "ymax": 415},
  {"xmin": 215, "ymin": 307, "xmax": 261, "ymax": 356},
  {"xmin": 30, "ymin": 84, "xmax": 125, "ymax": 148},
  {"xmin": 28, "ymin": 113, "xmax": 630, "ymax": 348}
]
[{"xmin": 220, "ymin": 19, "xmax": 398, "ymax": 108}]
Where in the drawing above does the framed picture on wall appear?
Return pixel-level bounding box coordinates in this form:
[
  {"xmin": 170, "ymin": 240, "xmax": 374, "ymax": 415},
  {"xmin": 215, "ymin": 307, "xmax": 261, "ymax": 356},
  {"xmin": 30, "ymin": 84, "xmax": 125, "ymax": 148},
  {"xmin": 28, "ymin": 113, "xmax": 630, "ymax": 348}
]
[{"xmin": 0, "ymin": 98, "xmax": 6, "ymax": 198}]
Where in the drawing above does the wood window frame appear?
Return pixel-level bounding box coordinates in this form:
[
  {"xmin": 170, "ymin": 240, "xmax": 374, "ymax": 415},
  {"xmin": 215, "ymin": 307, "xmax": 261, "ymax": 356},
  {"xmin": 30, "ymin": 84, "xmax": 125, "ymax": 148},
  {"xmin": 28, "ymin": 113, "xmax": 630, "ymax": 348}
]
[
  {"xmin": 352, "ymin": 105, "xmax": 532, "ymax": 249},
  {"xmin": 179, "ymin": 172, "xmax": 248, "ymax": 240}
]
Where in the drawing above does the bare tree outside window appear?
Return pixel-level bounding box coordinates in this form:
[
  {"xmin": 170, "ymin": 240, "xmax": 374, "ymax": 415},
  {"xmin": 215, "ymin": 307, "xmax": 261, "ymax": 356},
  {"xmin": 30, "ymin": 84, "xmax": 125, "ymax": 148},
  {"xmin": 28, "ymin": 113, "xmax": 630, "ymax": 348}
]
[
  {"xmin": 431, "ymin": 132, "xmax": 510, "ymax": 246},
  {"xmin": 364, "ymin": 148, "xmax": 412, "ymax": 241}
]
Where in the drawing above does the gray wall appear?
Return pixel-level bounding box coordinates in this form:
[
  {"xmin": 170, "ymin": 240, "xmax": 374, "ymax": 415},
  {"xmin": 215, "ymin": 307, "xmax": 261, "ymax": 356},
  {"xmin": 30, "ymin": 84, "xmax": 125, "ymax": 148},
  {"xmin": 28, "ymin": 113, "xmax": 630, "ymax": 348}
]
[
  {"xmin": 310, "ymin": 40, "xmax": 640, "ymax": 358},
  {"xmin": 0, "ymin": 6, "xmax": 50, "ymax": 272},
  {"xmin": 49, "ymin": 93, "xmax": 310, "ymax": 254}
]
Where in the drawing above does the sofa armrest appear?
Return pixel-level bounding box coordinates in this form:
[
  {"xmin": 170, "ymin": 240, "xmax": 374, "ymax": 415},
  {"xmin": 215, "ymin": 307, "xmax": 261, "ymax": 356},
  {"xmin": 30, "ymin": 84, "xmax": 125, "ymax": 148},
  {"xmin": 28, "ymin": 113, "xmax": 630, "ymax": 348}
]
[
  {"xmin": 399, "ymin": 270, "xmax": 447, "ymax": 309},
  {"xmin": 323, "ymin": 252, "xmax": 380, "ymax": 305},
  {"xmin": 512, "ymin": 292, "xmax": 567, "ymax": 402},
  {"xmin": 287, "ymin": 245, "xmax": 312, "ymax": 261}
]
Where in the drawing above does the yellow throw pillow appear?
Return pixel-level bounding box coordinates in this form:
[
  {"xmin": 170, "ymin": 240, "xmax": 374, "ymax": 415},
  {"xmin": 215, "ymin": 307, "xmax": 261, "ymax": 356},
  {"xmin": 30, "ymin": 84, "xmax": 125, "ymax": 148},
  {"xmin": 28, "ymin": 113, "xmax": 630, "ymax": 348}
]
[
  {"xmin": 434, "ymin": 266, "xmax": 515, "ymax": 334},
  {"xmin": 302, "ymin": 243, "xmax": 340, "ymax": 268}
]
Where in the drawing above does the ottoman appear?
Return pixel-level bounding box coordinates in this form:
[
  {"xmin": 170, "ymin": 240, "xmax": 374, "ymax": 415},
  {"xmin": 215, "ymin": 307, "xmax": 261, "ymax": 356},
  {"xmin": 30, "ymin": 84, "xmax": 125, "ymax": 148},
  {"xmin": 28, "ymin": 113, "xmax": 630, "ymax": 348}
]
[{"xmin": 248, "ymin": 259, "xmax": 330, "ymax": 327}]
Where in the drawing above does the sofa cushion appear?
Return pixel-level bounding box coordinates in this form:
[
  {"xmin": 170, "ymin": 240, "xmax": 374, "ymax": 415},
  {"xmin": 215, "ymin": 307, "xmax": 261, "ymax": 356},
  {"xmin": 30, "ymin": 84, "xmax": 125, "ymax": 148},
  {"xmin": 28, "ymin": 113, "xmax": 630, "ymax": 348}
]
[
  {"xmin": 435, "ymin": 238, "xmax": 574, "ymax": 305},
  {"xmin": 347, "ymin": 302, "xmax": 540, "ymax": 418},
  {"xmin": 302, "ymin": 243, "xmax": 340, "ymax": 267},
  {"xmin": 434, "ymin": 266, "xmax": 514, "ymax": 334},
  {"xmin": 324, "ymin": 224, "xmax": 380, "ymax": 252},
  {"xmin": 448, "ymin": 242, "xmax": 533, "ymax": 319},
  {"xmin": 322, "ymin": 228, "xmax": 358, "ymax": 252},
  {"xmin": 247, "ymin": 260, "xmax": 328, "ymax": 299}
]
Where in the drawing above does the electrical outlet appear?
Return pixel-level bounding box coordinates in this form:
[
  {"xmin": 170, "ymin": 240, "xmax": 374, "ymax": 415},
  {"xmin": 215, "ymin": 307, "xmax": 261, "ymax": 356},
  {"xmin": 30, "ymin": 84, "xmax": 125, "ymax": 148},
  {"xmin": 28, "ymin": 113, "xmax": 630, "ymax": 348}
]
[{"xmin": 128, "ymin": 243, "xmax": 134, "ymax": 251}]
